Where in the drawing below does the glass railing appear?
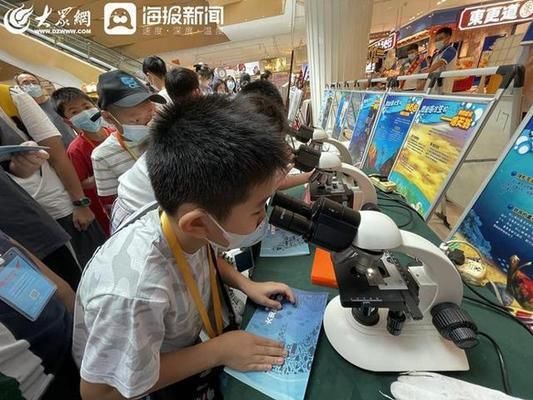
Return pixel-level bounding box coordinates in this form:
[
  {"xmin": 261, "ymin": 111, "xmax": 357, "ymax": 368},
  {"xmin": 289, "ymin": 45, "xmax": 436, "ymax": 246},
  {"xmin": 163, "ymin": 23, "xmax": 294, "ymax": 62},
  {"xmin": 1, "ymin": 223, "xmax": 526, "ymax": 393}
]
[{"xmin": 0, "ymin": 0, "xmax": 142, "ymax": 75}]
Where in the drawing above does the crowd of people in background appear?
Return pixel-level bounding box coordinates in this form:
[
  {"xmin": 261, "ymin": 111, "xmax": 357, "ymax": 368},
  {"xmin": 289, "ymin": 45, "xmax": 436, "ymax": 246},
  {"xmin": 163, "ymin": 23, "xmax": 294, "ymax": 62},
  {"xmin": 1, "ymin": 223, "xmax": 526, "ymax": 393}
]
[
  {"xmin": 376, "ymin": 26, "xmax": 458, "ymax": 92},
  {"xmin": 0, "ymin": 54, "xmax": 309, "ymax": 399}
]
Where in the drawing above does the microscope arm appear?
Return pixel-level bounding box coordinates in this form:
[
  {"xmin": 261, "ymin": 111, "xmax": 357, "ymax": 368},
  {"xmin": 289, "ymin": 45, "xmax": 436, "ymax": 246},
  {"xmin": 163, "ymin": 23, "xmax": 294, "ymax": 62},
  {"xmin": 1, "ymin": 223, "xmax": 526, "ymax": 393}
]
[
  {"xmin": 396, "ymin": 230, "xmax": 463, "ymax": 314},
  {"xmin": 323, "ymin": 138, "xmax": 353, "ymax": 165},
  {"xmin": 339, "ymin": 163, "xmax": 378, "ymax": 207}
]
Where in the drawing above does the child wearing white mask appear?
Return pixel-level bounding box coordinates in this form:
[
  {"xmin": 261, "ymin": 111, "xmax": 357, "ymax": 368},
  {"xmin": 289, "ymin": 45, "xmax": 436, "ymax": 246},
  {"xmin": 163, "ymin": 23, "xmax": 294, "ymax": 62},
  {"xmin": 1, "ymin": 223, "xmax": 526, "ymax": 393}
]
[
  {"xmin": 89, "ymin": 70, "xmax": 166, "ymax": 216},
  {"xmin": 73, "ymin": 95, "xmax": 295, "ymax": 400}
]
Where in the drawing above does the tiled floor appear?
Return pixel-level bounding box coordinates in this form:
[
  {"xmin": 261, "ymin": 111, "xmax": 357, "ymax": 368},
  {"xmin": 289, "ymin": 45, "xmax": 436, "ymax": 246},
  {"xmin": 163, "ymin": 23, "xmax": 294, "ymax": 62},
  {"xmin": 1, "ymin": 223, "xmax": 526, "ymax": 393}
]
[{"xmin": 428, "ymin": 199, "xmax": 465, "ymax": 241}]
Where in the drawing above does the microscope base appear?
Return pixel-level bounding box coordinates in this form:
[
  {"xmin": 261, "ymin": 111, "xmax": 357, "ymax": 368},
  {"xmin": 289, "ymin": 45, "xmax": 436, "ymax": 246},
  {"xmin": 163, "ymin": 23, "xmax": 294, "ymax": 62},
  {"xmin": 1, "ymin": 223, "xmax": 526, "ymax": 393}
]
[{"xmin": 323, "ymin": 296, "xmax": 469, "ymax": 372}]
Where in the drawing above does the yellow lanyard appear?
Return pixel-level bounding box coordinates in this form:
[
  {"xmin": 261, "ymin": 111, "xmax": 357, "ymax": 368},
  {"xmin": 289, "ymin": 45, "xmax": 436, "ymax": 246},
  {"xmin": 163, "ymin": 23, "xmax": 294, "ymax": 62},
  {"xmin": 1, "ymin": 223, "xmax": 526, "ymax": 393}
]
[
  {"xmin": 160, "ymin": 212, "xmax": 223, "ymax": 338},
  {"xmin": 114, "ymin": 131, "xmax": 138, "ymax": 161}
]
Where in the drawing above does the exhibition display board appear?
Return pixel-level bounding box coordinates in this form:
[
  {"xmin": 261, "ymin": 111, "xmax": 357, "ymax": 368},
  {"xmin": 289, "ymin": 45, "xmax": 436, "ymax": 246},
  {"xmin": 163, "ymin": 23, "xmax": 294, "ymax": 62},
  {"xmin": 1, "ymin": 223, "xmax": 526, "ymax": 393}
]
[
  {"xmin": 348, "ymin": 91, "xmax": 385, "ymax": 165},
  {"xmin": 331, "ymin": 90, "xmax": 353, "ymax": 139},
  {"xmin": 388, "ymin": 95, "xmax": 493, "ymax": 219},
  {"xmin": 317, "ymin": 88, "xmax": 335, "ymax": 130},
  {"xmin": 361, "ymin": 93, "xmax": 424, "ymax": 176},
  {"xmin": 326, "ymin": 87, "xmax": 341, "ymax": 132},
  {"xmin": 449, "ymin": 107, "xmax": 533, "ymax": 330},
  {"xmin": 340, "ymin": 91, "xmax": 363, "ymax": 141}
]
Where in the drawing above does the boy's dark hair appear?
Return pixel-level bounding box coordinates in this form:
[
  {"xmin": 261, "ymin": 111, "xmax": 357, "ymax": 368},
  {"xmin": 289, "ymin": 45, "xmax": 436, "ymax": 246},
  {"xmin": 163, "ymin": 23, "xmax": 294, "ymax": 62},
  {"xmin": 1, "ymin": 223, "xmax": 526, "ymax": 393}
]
[
  {"xmin": 51, "ymin": 87, "xmax": 94, "ymax": 117},
  {"xmin": 239, "ymin": 73, "xmax": 251, "ymax": 87},
  {"xmin": 260, "ymin": 70, "xmax": 272, "ymax": 80},
  {"xmin": 147, "ymin": 95, "xmax": 290, "ymax": 219},
  {"xmin": 436, "ymin": 27, "xmax": 452, "ymax": 37},
  {"xmin": 142, "ymin": 56, "xmax": 167, "ymax": 78},
  {"xmin": 165, "ymin": 67, "xmax": 199, "ymax": 103},
  {"xmin": 197, "ymin": 66, "xmax": 213, "ymax": 80},
  {"xmin": 238, "ymin": 79, "xmax": 283, "ymax": 107},
  {"xmin": 235, "ymin": 92, "xmax": 289, "ymax": 136},
  {"xmin": 407, "ymin": 43, "xmax": 419, "ymax": 52}
]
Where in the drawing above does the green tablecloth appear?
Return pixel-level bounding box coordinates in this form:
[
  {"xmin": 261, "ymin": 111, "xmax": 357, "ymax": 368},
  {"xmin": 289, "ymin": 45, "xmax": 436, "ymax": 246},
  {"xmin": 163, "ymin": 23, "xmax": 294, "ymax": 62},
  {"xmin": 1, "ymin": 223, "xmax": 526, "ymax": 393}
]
[{"xmin": 223, "ymin": 191, "xmax": 533, "ymax": 399}]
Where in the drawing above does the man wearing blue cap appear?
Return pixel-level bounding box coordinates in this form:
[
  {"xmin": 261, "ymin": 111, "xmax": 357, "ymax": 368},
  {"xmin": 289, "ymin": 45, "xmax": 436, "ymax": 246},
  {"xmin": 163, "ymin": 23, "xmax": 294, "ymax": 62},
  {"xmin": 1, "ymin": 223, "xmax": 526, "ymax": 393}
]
[{"xmin": 91, "ymin": 70, "xmax": 166, "ymax": 214}]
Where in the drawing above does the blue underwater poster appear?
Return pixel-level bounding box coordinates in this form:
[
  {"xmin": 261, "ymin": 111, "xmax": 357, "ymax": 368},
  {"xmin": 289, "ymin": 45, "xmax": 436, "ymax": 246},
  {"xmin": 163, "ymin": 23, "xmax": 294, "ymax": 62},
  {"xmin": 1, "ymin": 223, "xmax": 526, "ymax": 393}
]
[
  {"xmin": 363, "ymin": 94, "xmax": 423, "ymax": 176},
  {"xmin": 318, "ymin": 89, "xmax": 334, "ymax": 130},
  {"xmin": 348, "ymin": 92, "xmax": 383, "ymax": 165},
  {"xmin": 452, "ymin": 112, "xmax": 533, "ymax": 325},
  {"xmin": 341, "ymin": 91, "xmax": 363, "ymax": 141},
  {"xmin": 225, "ymin": 289, "xmax": 328, "ymax": 400},
  {"xmin": 331, "ymin": 91, "xmax": 352, "ymax": 139},
  {"xmin": 388, "ymin": 98, "xmax": 488, "ymax": 218}
]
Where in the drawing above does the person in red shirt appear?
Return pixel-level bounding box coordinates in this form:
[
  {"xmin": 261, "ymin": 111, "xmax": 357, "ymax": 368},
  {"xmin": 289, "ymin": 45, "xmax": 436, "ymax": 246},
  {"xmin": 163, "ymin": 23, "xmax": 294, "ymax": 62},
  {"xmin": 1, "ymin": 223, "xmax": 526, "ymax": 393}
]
[{"xmin": 51, "ymin": 88, "xmax": 114, "ymax": 236}]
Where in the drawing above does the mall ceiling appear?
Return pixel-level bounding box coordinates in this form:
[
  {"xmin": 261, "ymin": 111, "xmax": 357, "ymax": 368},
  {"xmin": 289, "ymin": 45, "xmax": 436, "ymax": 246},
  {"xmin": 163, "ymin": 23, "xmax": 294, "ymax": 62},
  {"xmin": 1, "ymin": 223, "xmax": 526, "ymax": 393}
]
[
  {"xmin": 13, "ymin": 0, "xmax": 488, "ymax": 66},
  {"xmin": 21, "ymin": 0, "xmax": 286, "ymax": 58}
]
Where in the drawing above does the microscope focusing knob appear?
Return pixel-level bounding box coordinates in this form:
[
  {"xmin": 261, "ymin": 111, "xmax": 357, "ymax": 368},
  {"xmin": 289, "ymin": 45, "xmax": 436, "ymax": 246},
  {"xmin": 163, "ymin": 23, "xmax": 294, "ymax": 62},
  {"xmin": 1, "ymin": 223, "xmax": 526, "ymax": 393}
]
[
  {"xmin": 431, "ymin": 303, "xmax": 479, "ymax": 349},
  {"xmin": 386, "ymin": 311, "xmax": 406, "ymax": 336}
]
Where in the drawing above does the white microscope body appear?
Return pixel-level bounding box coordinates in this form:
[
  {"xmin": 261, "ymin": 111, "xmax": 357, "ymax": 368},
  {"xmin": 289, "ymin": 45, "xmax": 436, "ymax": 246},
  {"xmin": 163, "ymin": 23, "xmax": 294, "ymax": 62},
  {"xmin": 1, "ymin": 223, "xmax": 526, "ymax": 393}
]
[
  {"xmin": 323, "ymin": 211, "xmax": 471, "ymax": 372},
  {"xmin": 312, "ymin": 151, "xmax": 378, "ymax": 211}
]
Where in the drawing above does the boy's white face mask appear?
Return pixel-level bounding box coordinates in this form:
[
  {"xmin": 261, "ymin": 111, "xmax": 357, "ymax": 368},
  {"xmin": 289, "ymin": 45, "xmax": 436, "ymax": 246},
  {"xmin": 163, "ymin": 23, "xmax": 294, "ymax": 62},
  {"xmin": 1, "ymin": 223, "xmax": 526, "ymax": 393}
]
[{"xmin": 206, "ymin": 214, "xmax": 269, "ymax": 251}]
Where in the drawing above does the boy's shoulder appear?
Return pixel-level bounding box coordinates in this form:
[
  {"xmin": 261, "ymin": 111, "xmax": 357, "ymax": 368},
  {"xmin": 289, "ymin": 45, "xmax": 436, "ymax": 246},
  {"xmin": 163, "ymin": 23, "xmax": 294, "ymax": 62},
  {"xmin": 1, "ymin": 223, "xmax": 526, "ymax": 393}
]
[
  {"xmin": 91, "ymin": 134, "xmax": 119, "ymax": 161},
  {"xmin": 79, "ymin": 208, "xmax": 175, "ymax": 302}
]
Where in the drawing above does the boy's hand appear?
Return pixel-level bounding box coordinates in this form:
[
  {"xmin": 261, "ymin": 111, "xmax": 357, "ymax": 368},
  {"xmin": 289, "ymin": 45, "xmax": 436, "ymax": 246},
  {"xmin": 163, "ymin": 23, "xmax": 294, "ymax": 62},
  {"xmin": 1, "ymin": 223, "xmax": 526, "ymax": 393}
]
[
  {"xmin": 217, "ymin": 331, "xmax": 287, "ymax": 372},
  {"xmin": 242, "ymin": 281, "xmax": 296, "ymax": 310}
]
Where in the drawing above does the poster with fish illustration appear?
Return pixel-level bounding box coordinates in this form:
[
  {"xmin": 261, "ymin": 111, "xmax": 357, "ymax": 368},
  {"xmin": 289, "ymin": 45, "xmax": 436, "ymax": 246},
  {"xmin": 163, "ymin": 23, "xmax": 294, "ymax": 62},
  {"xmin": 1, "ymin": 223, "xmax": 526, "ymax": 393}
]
[
  {"xmin": 348, "ymin": 92, "xmax": 384, "ymax": 165},
  {"xmin": 362, "ymin": 94, "xmax": 423, "ymax": 176},
  {"xmin": 388, "ymin": 97, "xmax": 490, "ymax": 218},
  {"xmin": 450, "ymin": 108, "xmax": 533, "ymax": 330}
]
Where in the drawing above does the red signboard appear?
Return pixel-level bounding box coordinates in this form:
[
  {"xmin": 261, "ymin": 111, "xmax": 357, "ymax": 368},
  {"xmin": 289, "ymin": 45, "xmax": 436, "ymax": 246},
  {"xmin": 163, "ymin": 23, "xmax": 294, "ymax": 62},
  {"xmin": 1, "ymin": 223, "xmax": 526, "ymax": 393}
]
[{"xmin": 459, "ymin": 0, "xmax": 533, "ymax": 31}]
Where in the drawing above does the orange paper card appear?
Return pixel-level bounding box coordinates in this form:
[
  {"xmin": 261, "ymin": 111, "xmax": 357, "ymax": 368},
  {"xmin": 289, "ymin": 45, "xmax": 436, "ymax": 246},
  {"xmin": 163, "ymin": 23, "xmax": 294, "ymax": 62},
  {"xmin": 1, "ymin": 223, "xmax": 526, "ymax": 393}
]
[{"xmin": 311, "ymin": 248, "xmax": 338, "ymax": 288}]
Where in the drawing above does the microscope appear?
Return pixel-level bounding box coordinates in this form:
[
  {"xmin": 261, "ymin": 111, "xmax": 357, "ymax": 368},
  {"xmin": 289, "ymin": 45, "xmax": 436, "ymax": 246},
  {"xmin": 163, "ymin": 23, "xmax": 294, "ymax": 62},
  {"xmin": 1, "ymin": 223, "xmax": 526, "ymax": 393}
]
[
  {"xmin": 291, "ymin": 125, "xmax": 353, "ymax": 165},
  {"xmin": 269, "ymin": 192, "xmax": 478, "ymax": 372},
  {"xmin": 292, "ymin": 131, "xmax": 377, "ymax": 211}
]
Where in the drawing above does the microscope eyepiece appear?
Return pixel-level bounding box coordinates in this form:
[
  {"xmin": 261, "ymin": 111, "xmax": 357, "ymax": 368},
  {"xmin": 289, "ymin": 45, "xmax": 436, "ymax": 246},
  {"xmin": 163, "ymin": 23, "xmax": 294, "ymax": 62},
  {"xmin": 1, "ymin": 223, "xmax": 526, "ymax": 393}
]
[
  {"xmin": 270, "ymin": 192, "xmax": 312, "ymax": 218},
  {"xmin": 270, "ymin": 206, "xmax": 312, "ymax": 237},
  {"xmin": 293, "ymin": 145, "xmax": 321, "ymax": 172},
  {"xmin": 268, "ymin": 192, "xmax": 361, "ymax": 253}
]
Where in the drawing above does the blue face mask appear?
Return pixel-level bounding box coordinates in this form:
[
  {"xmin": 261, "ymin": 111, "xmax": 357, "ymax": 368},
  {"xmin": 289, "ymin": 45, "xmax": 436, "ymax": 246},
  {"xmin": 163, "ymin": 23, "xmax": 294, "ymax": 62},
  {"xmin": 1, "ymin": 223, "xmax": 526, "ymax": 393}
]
[
  {"xmin": 21, "ymin": 84, "xmax": 43, "ymax": 98},
  {"xmin": 121, "ymin": 124, "xmax": 151, "ymax": 143},
  {"xmin": 70, "ymin": 108, "xmax": 102, "ymax": 133}
]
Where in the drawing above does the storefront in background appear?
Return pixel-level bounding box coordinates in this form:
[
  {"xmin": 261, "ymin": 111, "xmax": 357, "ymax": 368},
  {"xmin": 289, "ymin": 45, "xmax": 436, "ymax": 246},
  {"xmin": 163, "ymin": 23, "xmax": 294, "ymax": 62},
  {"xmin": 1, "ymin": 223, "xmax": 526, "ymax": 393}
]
[
  {"xmin": 370, "ymin": 0, "xmax": 533, "ymax": 81},
  {"xmin": 454, "ymin": 0, "xmax": 533, "ymax": 70}
]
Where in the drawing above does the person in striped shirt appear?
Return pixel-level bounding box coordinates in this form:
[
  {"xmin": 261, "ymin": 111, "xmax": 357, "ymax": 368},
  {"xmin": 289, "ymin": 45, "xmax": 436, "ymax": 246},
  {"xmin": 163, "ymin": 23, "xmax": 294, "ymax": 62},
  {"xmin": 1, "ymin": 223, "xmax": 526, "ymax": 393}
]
[{"xmin": 91, "ymin": 70, "xmax": 166, "ymax": 213}]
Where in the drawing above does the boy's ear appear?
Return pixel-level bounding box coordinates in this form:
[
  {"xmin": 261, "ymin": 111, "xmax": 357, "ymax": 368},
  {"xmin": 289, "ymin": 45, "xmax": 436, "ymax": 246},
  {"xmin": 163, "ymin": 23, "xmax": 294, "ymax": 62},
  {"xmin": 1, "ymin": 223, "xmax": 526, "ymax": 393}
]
[{"xmin": 178, "ymin": 209, "xmax": 211, "ymax": 240}]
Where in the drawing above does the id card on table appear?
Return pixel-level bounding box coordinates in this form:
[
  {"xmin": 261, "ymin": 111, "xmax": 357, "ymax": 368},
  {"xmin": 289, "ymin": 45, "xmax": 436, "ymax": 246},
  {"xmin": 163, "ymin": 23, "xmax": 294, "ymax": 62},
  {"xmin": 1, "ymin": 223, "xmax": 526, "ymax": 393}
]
[{"xmin": 0, "ymin": 247, "xmax": 56, "ymax": 321}]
